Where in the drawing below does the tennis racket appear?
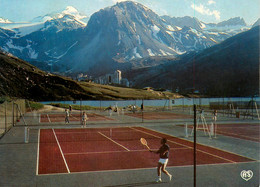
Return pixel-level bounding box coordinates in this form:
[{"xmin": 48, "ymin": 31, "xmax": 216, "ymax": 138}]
[{"xmin": 140, "ymin": 138, "xmax": 150, "ymax": 150}]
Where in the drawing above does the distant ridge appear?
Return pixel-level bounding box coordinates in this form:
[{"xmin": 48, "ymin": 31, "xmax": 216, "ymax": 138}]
[{"xmin": 128, "ymin": 26, "xmax": 259, "ymax": 97}]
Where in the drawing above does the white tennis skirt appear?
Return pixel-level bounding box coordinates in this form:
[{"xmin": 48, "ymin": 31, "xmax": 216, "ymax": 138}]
[{"xmin": 158, "ymin": 158, "xmax": 169, "ymax": 165}]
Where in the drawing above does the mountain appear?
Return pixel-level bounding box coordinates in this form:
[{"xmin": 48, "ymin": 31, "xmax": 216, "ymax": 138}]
[
  {"xmin": 127, "ymin": 26, "xmax": 259, "ymax": 97},
  {"xmin": 0, "ymin": 1, "xmax": 251, "ymax": 76},
  {"xmin": 1, "ymin": 6, "xmax": 88, "ymax": 35},
  {"xmin": 161, "ymin": 16, "xmax": 205, "ymax": 31},
  {"xmin": 31, "ymin": 6, "xmax": 88, "ymax": 25},
  {"xmin": 203, "ymin": 17, "xmax": 248, "ymax": 34},
  {"xmin": 52, "ymin": 1, "xmax": 224, "ymax": 74},
  {"xmin": 214, "ymin": 17, "xmax": 246, "ymax": 27}
]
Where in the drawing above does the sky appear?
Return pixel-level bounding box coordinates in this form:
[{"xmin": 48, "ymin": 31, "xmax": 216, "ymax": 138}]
[{"xmin": 0, "ymin": 0, "xmax": 259, "ymax": 25}]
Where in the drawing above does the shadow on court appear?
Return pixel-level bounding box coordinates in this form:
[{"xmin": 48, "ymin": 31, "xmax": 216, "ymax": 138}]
[{"xmin": 104, "ymin": 181, "xmax": 167, "ymax": 187}]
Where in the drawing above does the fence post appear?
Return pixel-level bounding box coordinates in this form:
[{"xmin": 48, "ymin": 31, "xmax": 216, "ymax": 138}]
[
  {"xmin": 12, "ymin": 101, "xmax": 14, "ymax": 126},
  {"xmin": 5, "ymin": 102, "xmax": 7, "ymax": 132},
  {"xmin": 193, "ymin": 104, "xmax": 197, "ymax": 187}
]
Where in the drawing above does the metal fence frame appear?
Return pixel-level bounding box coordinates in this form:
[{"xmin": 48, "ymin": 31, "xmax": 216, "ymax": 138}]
[{"xmin": 0, "ymin": 99, "xmax": 26, "ymax": 138}]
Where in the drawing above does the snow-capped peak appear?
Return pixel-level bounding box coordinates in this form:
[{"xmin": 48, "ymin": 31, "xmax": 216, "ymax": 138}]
[
  {"xmin": 58, "ymin": 6, "xmax": 87, "ymax": 23},
  {"xmin": 31, "ymin": 6, "xmax": 87, "ymax": 25},
  {"xmin": 0, "ymin": 17, "xmax": 12, "ymax": 23},
  {"xmin": 61, "ymin": 6, "xmax": 80, "ymax": 17}
]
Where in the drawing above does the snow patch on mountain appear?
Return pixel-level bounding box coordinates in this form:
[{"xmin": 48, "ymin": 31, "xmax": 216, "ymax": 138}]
[
  {"xmin": 131, "ymin": 47, "xmax": 142, "ymax": 60},
  {"xmin": 159, "ymin": 49, "xmax": 167, "ymax": 56},
  {"xmin": 166, "ymin": 25, "xmax": 175, "ymax": 31},
  {"xmin": 6, "ymin": 40, "xmax": 24, "ymax": 52},
  {"xmin": 14, "ymin": 23, "xmax": 45, "ymax": 37},
  {"xmin": 147, "ymin": 49, "xmax": 155, "ymax": 56},
  {"xmin": 151, "ymin": 25, "xmax": 160, "ymax": 39},
  {"xmin": 176, "ymin": 26, "xmax": 182, "ymax": 30},
  {"xmin": 28, "ymin": 48, "xmax": 38, "ymax": 59},
  {"xmin": 136, "ymin": 35, "xmax": 141, "ymax": 44}
]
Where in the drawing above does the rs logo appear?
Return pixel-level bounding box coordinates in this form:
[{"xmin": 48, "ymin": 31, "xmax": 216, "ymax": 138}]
[{"xmin": 240, "ymin": 170, "xmax": 253, "ymax": 181}]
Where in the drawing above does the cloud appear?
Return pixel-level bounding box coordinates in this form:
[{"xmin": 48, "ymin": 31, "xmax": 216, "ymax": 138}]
[
  {"xmin": 112, "ymin": 0, "xmax": 134, "ymax": 3},
  {"xmin": 207, "ymin": 0, "xmax": 216, "ymax": 5},
  {"xmin": 191, "ymin": 3, "xmax": 220, "ymax": 20}
]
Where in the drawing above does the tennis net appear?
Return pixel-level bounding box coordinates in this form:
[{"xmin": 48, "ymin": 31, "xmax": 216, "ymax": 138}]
[{"xmin": 37, "ymin": 127, "xmax": 158, "ymax": 144}]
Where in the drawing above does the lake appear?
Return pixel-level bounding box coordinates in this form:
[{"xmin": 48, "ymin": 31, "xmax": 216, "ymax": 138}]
[{"xmin": 41, "ymin": 97, "xmax": 260, "ymax": 108}]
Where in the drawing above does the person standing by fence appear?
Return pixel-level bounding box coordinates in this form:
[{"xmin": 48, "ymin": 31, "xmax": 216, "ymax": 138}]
[
  {"xmin": 69, "ymin": 105, "xmax": 72, "ymax": 116},
  {"xmin": 213, "ymin": 110, "xmax": 217, "ymax": 124}
]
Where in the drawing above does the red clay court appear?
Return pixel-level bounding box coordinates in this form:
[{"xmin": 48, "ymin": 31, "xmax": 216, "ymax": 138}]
[
  {"xmin": 214, "ymin": 123, "xmax": 260, "ymax": 142},
  {"xmin": 184, "ymin": 123, "xmax": 260, "ymax": 142},
  {"xmin": 126, "ymin": 112, "xmax": 193, "ymax": 120},
  {"xmin": 37, "ymin": 127, "xmax": 255, "ymax": 175}
]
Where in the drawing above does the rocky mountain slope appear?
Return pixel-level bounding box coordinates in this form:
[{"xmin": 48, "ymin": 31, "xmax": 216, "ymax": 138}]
[
  {"xmin": 0, "ymin": 1, "xmax": 252, "ymax": 75},
  {"xmin": 127, "ymin": 26, "xmax": 259, "ymax": 97}
]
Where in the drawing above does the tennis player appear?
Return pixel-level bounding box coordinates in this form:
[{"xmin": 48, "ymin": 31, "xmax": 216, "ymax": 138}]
[
  {"xmin": 82, "ymin": 111, "xmax": 88, "ymax": 128},
  {"xmin": 149, "ymin": 138, "xmax": 172, "ymax": 182},
  {"xmin": 65, "ymin": 109, "xmax": 70, "ymax": 124}
]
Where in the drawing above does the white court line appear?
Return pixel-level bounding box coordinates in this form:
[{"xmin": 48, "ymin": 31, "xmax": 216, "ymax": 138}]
[
  {"xmin": 52, "ymin": 129, "xmax": 70, "ymax": 173},
  {"xmin": 98, "ymin": 132, "xmax": 130, "ymax": 151},
  {"xmin": 130, "ymin": 127, "xmax": 236, "ymax": 163},
  {"xmin": 36, "ymin": 129, "xmax": 40, "ymax": 175}
]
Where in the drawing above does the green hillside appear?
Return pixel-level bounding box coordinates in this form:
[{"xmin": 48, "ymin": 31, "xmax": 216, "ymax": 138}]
[{"xmin": 0, "ymin": 51, "xmax": 180, "ymax": 101}]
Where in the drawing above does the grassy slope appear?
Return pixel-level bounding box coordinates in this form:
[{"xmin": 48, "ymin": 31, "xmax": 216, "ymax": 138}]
[
  {"xmin": 80, "ymin": 82, "xmax": 181, "ymax": 100},
  {"xmin": 0, "ymin": 52, "xmax": 181, "ymax": 101}
]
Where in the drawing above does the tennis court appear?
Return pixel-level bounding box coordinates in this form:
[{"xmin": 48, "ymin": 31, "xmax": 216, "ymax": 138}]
[
  {"xmin": 40, "ymin": 113, "xmax": 114, "ymax": 123},
  {"xmin": 212, "ymin": 123, "xmax": 260, "ymax": 142},
  {"xmin": 1, "ymin": 99, "xmax": 259, "ymax": 186},
  {"xmin": 125, "ymin": 112, "xmax": 193, "ymax": 120},
  {"xmin": 37, "ymin": 126, "xmax": 255, "ymax": 175},
  {"xmin": 183, "ymin": 123, "xmax": 260, "ymax": 142}
]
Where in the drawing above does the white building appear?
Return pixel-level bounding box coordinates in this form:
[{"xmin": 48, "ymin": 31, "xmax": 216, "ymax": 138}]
[{"xmin": 94, "ymin": 70, "xmax": 129, "ymax": 87}]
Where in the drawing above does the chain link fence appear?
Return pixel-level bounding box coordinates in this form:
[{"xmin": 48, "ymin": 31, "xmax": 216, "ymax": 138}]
[
  {"xmin": 0, "ymin": 99, "xmax": 26, "ymax": 138},
  {"xmin": 32, "ymin": 97, "xmax": 259, "ymax": 125}
]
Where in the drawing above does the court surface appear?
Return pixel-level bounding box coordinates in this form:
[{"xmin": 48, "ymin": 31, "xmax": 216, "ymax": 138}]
[
  {"xmin": 125, "ymin": 112, "xmax": 193, "ymax": 120},
  {"xmin": 37, "ymin": 126, "xmax": 255, "ymax": 175},
  {"xmin": 214, "ymin": 123, "xmax": 260, "ymax": 142},
  {"xmin": 184, "ymin": 123, "xmax": 260, "ymax": 142}
]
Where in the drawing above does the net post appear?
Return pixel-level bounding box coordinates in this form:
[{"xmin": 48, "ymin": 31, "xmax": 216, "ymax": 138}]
[
  {"xmin": 141, "ymin": 99, "xmax": 144, "ymax": 123},
  {"xmin": 185, "ymin": 123, "xmax": 188, "ymax": 137},
  {"xmin": 255, "ymin": 102, "xmax": 260, "ymax": 120},
  {"xmin": 210, "ymin": 122, "xmax": 214, "ymax": 137},
  {"xmin": 12, "ymin": 101, "xmax": 14, "ymax": 127},
  {"xmin": 5, "ymin": 101, "xmax": 7, "ymax": 132},
  {"xmin": 24, "ymin": 127, "xmax": 29, "ymax": 143},
  {"xmin": 214, "ymin": 121, "xmax": 217, "ymax": 138}
]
